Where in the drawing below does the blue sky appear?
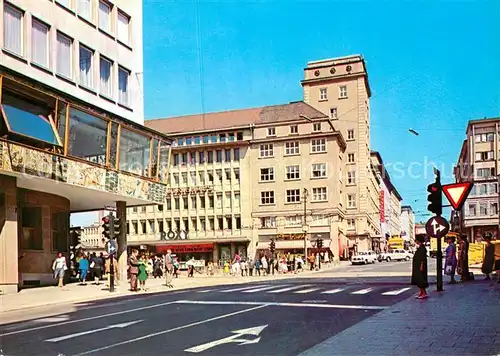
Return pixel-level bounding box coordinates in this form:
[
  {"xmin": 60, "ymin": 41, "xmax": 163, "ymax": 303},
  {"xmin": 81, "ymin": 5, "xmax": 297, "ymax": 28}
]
[{"xmin": 72, "ymin": 0, "xmax": 500, "ymax": 226}]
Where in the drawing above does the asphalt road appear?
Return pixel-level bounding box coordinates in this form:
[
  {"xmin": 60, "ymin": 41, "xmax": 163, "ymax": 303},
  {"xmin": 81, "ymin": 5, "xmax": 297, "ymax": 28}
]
[
  {"xmin": 321, "ymin": 257, "xmax": 438, "ymax": 275},
  {"xmin": 0, "ymin": 269, "xmax": 419, "ymax": 356}
]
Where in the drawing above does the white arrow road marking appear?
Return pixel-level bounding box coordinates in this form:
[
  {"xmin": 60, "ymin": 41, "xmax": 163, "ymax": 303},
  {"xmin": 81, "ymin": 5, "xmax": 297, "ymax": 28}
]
[
  {"xmin": 382, "ymin": 287, "xmax": 411, "ymax": 296},
  {"xmin": 243, "ymin": 285, "xmax": 287, "ymax": 293},
  {"xmin": 351, "ymin": 288, "xmax": 373, "ymax": 295},
  {"xmin": 267, "ymin": 285, "xmax": 311, "ymax": 293},
  {"xmin": 220, "ymin": 285, "xmax": 266, "ymax": 293},
  {"xmin": 294, "ymin": 288, "xmax": 320, "ymax": 294},
  {"xmin": 321, "ymin": 288, "xmax": 345, "ymax": 294},
  {"xmin": 184, "ymin": 325, "xmax": 268, "ymax": 353},
  {"xmin": 45, "ymin": 320, "xmax": 143, "ymax": 343}
]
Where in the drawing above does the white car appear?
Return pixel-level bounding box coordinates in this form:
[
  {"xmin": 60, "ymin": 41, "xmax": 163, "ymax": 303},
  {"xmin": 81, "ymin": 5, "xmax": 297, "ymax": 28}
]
[
  {"xmin": 351, "ymin": 251, "xmax": 377, "ymax": 265},
  {"xmin": 378, "ymin": 249, "xmax": 412, "ymax": 262}
]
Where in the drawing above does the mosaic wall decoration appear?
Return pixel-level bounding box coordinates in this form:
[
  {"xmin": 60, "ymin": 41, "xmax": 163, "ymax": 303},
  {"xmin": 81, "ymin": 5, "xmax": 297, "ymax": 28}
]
[{"xmin": 0, "ymin": 141, "xmax": 166, "ymax": 204}]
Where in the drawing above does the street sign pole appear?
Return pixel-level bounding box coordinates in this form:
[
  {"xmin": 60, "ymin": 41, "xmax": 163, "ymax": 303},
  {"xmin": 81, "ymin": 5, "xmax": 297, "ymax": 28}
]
[{"xmin": 436, "ymin": 225, "xmax": 443, "ymax": 292}]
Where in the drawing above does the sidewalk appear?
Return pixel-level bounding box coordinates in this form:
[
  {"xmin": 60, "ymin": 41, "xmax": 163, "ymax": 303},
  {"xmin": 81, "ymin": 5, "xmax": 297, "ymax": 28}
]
[
  {"xmin": 300, "ymin": 280, "xmax": 500, "ymax": 356},
  {"xmin": 0, "ymin": 262, "xmax": 349, "ymax": 313}
]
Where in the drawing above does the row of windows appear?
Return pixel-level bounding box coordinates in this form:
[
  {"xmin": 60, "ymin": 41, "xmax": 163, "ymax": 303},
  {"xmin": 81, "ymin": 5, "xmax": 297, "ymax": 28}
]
[
  {"xmin": 475, "ymin": 150, "xmax": 497, "ymax": 162},
  {"xmin": 476, "ymin": 168, "xmax": 496, "ymax": 178},
  {"xmin": 259, "ymin": 164, "xmax": 356, "ymax": 184},
  {"xmin": 172, "ymin": 148, "xmax": 240, "ymax": 166},
  {"xmin": 51, "ymin": 0, "xmax": 132, "ymax": 48},
  {"xmin": 319, "ymin": 85, "xmax": 348, "ymax": 101},
  {"xmin": 475, "ymin": 132, "xmax": 497, "ymax": 143},
  {"xmin": 259, "ymin": 214, "xmax": 330, "ymax": 228},
  {"xmin": 169, "ymin": 168, "xmax": 241, "ymax": 187},
  {"xmin": 4, "ymin": 3, "xmax": 132, "ymax": 107},
  {"xmin": 174, "ymin": 132, "xmax": 244, "ymax": 147},
  {"xmin": 260, "ymin": 138, "xmax": 328, "ymax": 158},
  {"xmin": 129, "ymin": 215, "xmax": 243, "ymax": 234},
  {"xmin": 466, "ymin": 202, "xmax": 498, "ymax": 217},
  {"xmin": 130, "ymin": 192, "xmax": 242, "ymax": 212},
  {"xmin": 260, "ymin": 188, "xmax": 328, "ymax": 205}
]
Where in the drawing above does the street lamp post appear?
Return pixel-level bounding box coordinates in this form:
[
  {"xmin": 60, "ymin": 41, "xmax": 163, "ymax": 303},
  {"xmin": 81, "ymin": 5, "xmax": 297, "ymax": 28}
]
[{"xmin": 303, "ymin": 188, "xmax": 309, "ymax": 258}]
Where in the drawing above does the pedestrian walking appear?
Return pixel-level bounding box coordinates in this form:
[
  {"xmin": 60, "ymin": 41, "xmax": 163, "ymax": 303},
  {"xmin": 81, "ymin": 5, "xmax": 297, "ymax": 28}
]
[
  {"xmin": 163, "ymin": 249, "xmax": 174, "ymax": 288},
  {"xmin": 444, "ymin": 236, "xmax": 457, "ymax": 284},
  {"xmin": 411, "ymin": 235, "xmax": 429, "ymax": 299},
  {"xmin": 52, "ymin": 252, "xmax": 67, "ymax": 287},
  {"xmin": 481, "ymin": 233, "xmax": 495, "ymax": 281},
  {"xmin": 128, "ymin": 249, "xmax": 139, "ymax": 291},
  {"xmin": 78, "ymin": 253, "xmax": 89, "ymax": 285},
  {"xmin": 138, "ymin": 254, "xmax": 148, "ymax": 291},
  {"xmin": 458, "ymin": 234, "xmax": 470, "ymax": 282}
]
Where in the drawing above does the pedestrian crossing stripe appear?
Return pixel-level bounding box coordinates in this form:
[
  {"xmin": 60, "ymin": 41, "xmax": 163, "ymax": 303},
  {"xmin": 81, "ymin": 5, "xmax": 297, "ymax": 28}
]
[{"xmin": 202, "ymin": 285, "xmax": 414, "ymax": 296}]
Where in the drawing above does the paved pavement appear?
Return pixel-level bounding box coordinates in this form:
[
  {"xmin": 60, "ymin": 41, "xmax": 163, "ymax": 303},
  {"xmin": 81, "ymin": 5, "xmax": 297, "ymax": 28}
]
[{"xmin": 0, "ymin": 279, "xmax": 415, "ymax": 356}]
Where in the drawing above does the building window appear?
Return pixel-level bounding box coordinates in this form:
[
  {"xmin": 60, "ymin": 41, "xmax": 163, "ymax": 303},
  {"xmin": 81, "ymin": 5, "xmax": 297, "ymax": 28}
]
[
  {"xmin": 285, "ymin": 141, "xmax": 300, "ymax": 155},
  {"xmin": 479, "ymin": 203, "xmax": 488, "ymax": 216},
  {"xmin": 118, "ymin": 67, "xmax": 130, "ymax": 106},
  {"xmin": 267, "ymin": 127, "xmax": 276, "ymax": 136},
  {"xmin": 348, "ymin": 153, "xmax": 355, "ymax": 163},
  {"xmin": 313, "ymin": 123, "xmax": 321, "ymax": 132},
  {"xmin": 117, "ymin": 11, "xmax": 130, "ymax": 45},
  {"xmin": 330, "ymin": 108, "xmax": 338, "ymax": 120},
  {"xmin": 475, "ymin": 151, "xmax": 494, "ymax": 161},
  {"xmin": 260, "ymin": 167, "xmax": 274, "ymax": 182},
  {"xmin": 79, "ymin": 45, "xmax": 94, "ymax": 88},
  {"xmin": 259, "ymin": 144, "xmax": 274, "ymax": 158},
  {"xmin": 312, "ymin": 187, "xmax": 327, "ymax": 202},
  {"xmin": 290, "ymin": 125, "xmax": 298, "ymax": 134},
  {"xmin": 52, "ymin": 211, "xmax": 69, "ymax": 252},
  {"xmin": 285, "ymin": 216, "xmax": 302, "ymax": 227},
  {"xmin": 225, "ymin": 149, "xmax": 231, "ymax": 162},
  {"xmin": 234, "ymin": 168, "xmax": 240, "ymax": 181},
  {"xmin": 98, "ymin": 0, "xmax": 112, "ymax": 33},
  {"xmin": 339, "ymin": 85, "xmax": 348, "ymax": 98},
  {"xmin": 78, "ymin": 0, "xmax": 92, "ymax": 20},
  {"xmin": 286, "ymin": 165, "xmax": 300, "ymax": 180},
  {"xmin": 475, "ymin": 133, "xmax": 495, "ymax": 142},
  {"xmin": 31, "ymin": 19, "xmax": 49, "ymax": 68},
  {"xmin": 319, "ymin": 88, "xmax": 327, "ymax": 100},
  {"xmin": 347, "ymin": 194, "xmax": 356, "ymax": 208},
  {"xmin": 225, "ymin": 168, "xmax": 231, "ymax": 181},
  {"xmin": 20, "ymin": 206, "xmax": 43, "ymax": 250},
  {"xmin": 3, "ymin": 3, "xmax": 23, "ymax": 56},
  {"xmin": 56, "ymin": 32, "xmax": 73, "ymax": 78},
  {"xmin": 347, "ymin": 171, "xmax": 356, "ymax": 184},
  {"xmin": 477, "ymin": 168, "xmax": 495, "ymax": 178},
  {"xmin": 216, "ymin": 150, "xmax": 222, "ymax": 162},
  {"xmin": 311, "ymin": 138, "xmax": 326, "ymax": 153},
  {"xmin": 286, "ymin": 189, "xmax": 301, "ymax": 203},
  {"xmin": 311, "ymin": 163, "xmax": 327, "ymax": 178},
  {"xmin": 207, "ymin": 151, "xmax": 214, "ymax": 163},
  {"xmin": 234, "ymin": 148, "xmax": 240, "ymax": 161},
  {"xmin": 100, "ymin": 57, "xmax": 113, "ymax": 98},
  {"xmin": 347, "ymin": 129, "xmax": 355, "ymax": 140},
  {"xmin": 347, "ymin": 219, "xmax": 355, "ymax": 230},
  {"xmin": 260, "ymin": 217, "xmax": 276, "ymax": 228},
  {"xmin": 118, "ymin": 127, "xmax": 151, "ymax": 176},
  {"xmin": 261, "ymin": 191, "xmax": 275, "ymax": 205}
]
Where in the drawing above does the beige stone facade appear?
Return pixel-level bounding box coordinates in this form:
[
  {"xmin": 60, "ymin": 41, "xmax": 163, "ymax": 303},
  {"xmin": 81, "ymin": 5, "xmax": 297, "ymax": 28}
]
[
  {"xmin": 301, "ymin": 55, "xmax": 383, "ymax": 251},
  {"xmin": 127, "ymin": 102, "xmax": 349, "ymax": 262},
  {"xmin": 454, "ymin": 118, "xmax": 500, "ymax": 241}
]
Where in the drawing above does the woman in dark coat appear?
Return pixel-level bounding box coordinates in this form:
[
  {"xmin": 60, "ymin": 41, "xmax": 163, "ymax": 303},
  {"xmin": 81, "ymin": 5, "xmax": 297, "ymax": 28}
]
[
  {"xmin": 481, "ymin": 233, "xmax": 495, "ymax": 281},
  {"xmin": 458, "ymin": 234, "xmax": 470, "ymax": 282},
  {"xmin": 411, "ymin": 235, "xmax": 429, "ymax": 299}
]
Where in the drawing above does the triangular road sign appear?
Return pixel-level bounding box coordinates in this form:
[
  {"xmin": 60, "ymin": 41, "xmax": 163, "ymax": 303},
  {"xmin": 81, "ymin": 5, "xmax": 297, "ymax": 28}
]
[{"xmin": 442, "ymin": 182, "xmax": 473, "ymax": 210}]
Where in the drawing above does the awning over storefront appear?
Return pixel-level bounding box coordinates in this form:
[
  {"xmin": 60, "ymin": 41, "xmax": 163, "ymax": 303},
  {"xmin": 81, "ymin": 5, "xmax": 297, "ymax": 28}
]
[{"xmin": 156, "ymin": 243, "xmax": 214, "ymax": 254}]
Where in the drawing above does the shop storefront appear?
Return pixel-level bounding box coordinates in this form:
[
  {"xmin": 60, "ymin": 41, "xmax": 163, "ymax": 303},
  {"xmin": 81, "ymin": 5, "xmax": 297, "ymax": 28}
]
[{"xmin": 257, "ymin": 233, "xmax": 332, "ymax": 258}]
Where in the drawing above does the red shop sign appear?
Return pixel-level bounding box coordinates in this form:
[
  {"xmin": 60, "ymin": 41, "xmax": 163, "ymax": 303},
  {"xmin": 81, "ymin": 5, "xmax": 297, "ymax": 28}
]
[{"xmin": 156, "ymin": 243, "xmax": 214, "ymax": 254}]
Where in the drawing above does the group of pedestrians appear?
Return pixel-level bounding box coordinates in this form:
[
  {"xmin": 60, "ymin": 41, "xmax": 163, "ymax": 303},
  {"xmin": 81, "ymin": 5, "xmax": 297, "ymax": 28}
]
[{"xmin": 411, "ymin": 232, "xmax": 498, "ymax": 300}]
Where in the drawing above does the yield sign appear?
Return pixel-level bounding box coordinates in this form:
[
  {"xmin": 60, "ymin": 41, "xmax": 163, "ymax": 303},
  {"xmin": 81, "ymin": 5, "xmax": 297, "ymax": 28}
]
[{"xmin": 442, "ymin": 182, "xmax": 473, "ymax": 210}]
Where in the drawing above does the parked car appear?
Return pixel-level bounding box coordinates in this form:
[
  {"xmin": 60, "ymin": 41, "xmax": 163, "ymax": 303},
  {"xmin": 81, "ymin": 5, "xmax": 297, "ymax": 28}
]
[
  {"xmin": 351, "ymin": 251, "xmax": 377, "ymax": 265},
  {"xmin": 377, "ymin": 249, "xmax": 412, "ymax": 262}
]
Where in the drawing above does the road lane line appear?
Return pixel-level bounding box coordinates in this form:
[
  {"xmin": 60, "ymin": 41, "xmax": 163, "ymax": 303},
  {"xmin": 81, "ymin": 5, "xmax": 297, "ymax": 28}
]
[
  {"xmin": 0, "ymin": 301, "xmax": 179, "ymax": 337},
  {"xmin": 267, "ymin": 285, "xmax": 311, "ymax": 293},
  {"xmin": 72, "ymin": 304, "xmax": 269, "ymax": 356},
  {"xmin": 321, "ymin": 288, "xmax": 345, "ymax": 294},
  {"xmin": 219, "ymin": 285, "xmax": 266, "ymax": 293},
  {"xmin": 293, "ymin": 288, "xmax": 320, "ymax": 294},
  {"xmin": 197, "ymin": 289, "xmax": 215, "ymax": 293},
  {"xmin": 175, "ymin": 300, "xmax": 388, "ymax": 310},
  {"xmin": 351, "ymin": 288, "xmax": 373, "ymax": 295},
  {"xmin": 382, "ymin": 287, "xmax": 411, "ymax": 296},
  {"xmin": 243, "ymin": 285, "xmax": 288, "ymax": 293}
]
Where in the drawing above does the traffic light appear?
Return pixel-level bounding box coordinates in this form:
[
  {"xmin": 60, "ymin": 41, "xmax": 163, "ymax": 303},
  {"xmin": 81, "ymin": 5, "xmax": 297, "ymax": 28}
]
[
  {"xmin": 427, "ymin": 170, "xmax": 442, "ymax": 216},
  {"xmin": 102, "ymin": 216, "xmax": 111, "ymax": 239},
  {"xmin": 317, "ymin": 239, "xmax": 323, "ymax": 249},
  {"xmin": 113, "ymin": 217, "xmax": 121, "ymax": 238},
  {"xmin": 269, "ymin": 239, "xmax": 276, "ymax": 254}
]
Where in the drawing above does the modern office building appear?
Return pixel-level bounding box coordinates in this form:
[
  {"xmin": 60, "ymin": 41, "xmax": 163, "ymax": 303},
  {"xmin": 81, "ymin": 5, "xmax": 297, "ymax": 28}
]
[
  {"xmin": 301, "ymin": 55, "xmax": 385, "ymax": 250},
  {"xmin": 454, "ymin": 117, "xmax": 499, "ymax": 241},
  {"xmin": 127, "ymin": 101, "xmax": 349, "ymax": 262},
  {"xmin": 0, "ymin": 0, "xmax": 171, "ymax": 293}
]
